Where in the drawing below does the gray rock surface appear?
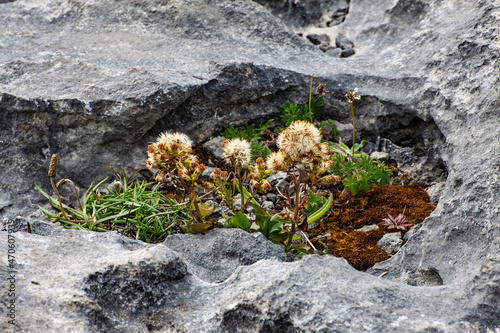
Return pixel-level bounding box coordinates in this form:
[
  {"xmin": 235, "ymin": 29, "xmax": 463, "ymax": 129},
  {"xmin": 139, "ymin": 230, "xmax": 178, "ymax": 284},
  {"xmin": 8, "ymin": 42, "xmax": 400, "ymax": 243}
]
[
  {"xmin": 376, "ymin": 231, "xmax": 403, "ymax": 257},
  {"xmin": 0, "ymin": 217, "xmax": 494, "ymax": 332},
  {"xmin": 0, "ymin": 0, "xmax": 499, "ymax": 331}
]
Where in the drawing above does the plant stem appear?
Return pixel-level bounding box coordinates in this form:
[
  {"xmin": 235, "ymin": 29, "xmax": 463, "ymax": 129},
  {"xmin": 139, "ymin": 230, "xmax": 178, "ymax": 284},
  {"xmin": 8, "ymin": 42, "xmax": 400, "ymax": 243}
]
[
  {"xmin": 66, "ymin": 179, "xmax": 83, "ymax": 210},
  {"xmin": 50, "ymin": 177, "xmax": 71, "ymax": 221},
  {"xmin": 350, "ymin": 101, "xmax": 355, "ymax": 160},
  {"xmin": 237, "ymin": 165, "xmax": 245, "ymax": 213},
  {"xmin": 308, "ymin": 73, "xmax": 323, "ymax": 124},
  {"xmin": 286, "ymin": 171, "xmax": 301, "ymax": 248},
  {"xmin": 309, "ymin": 74, "xmax": 314, "ymax": 123}
]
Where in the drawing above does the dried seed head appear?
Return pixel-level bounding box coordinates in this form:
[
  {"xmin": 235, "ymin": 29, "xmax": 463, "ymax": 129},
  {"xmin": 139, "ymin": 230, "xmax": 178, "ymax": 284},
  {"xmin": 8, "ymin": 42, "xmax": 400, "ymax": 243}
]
[
  {"xmin": 222, "ymin": 138, "xmax": 252, "ymax": 166},
  {"xmin": 345, "ymin": 88, "xmax": 361, "ymax": 104},
  {"xmin": 146, "ymin": 131, "xmax": 193, "ymax": 170},
  {"xmin": 316, "ymin": 84, "xmax": 325, "ymax": 95},
  {"xmin": 261, "ymin": 180, "xmax": 272, "ymax": 192},
  {"xmin": 321, "ymin": 174, "xmax": 341, "ymax": 185},
  {"xmin": 247, "ymin": 172, "xmax": 257, "ymax": 180},
  {"xmin": 48, "ymin": 154, "xmax": 58, "ymax": 178},
  {"xmin": 277, "ymin": 121, "xmax": 321, "ymax": 160},
  {"xmin": 202, "ymin": 180, "xmax": 215, "ymax": 190},
  {"xmin": 157, "ymin": 131, "xmax": 192, "ymax": 151},
  {"xmin": 155, "ymin": 170, "xmax": 166, "ymax": 183},
  {"xmin": 195, "ymin": 163, "xmax": 206, "ymax": 174},
  {"xmin": 266, "ymin": 151, "xmax": 286, "ymax": 172}
]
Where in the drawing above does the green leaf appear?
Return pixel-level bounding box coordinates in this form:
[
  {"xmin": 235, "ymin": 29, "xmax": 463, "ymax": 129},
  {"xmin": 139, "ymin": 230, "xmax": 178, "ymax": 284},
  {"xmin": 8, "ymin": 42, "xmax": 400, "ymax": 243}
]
[
  {"xmin": 185, "ymin": 223, "xmax": 213, "ymax": 234},
  {"xmin": 307, "ymin": 194, "xmax": 333, "ymax": 224},
  {"xmin": 198, "ymin": 202, "xmax": 215, "ymax": 218},
  {"xmin": 353, "ymin": 140, "xmax": 368, "ymax": 153},
  {"xmin": 279, "ymin": 98, "xmax": 324, "ymax": 126},
  {"xmin": 231, "ymin": 212, "xmax": 251, "ymax": 232},
  {"xmin": 235, "ymin": 179, "xmax": 267, "ymax": 215},
  {"xmin": 344, "ymin": 175, "xmax": 359, "ymax": 194}
]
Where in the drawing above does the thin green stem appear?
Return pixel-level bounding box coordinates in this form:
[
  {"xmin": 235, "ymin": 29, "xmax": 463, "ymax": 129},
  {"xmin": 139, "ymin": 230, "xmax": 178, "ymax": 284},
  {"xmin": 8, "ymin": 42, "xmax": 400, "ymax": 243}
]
[
  {"xmin": 286, "ymin": 170, "xmax": 301, "ymax": 248},
  {"xmin": 309, "ymin": 74, "xmax": 314, "ymax": 123},
  {"xmin": 66, "ymin": 179, "xmax": 83, "ymax": 210},
  {"xmin": 50, "ymin": 177, "xmax": 71, "ymax": 221},
  {"xmin": 236, "ymin": 165, "xmax": 245, "ymax": 213},
  {"xmin": 350, "ymin": 101, "xmax": 355, "ymax": 160}
]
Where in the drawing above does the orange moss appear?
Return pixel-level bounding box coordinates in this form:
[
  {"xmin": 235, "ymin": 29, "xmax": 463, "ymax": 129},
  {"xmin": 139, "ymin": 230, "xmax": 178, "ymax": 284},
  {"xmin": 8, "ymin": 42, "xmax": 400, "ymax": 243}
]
[{"xmin": 310, "ymin": 183, "xmax": 436, "ymax": 270}]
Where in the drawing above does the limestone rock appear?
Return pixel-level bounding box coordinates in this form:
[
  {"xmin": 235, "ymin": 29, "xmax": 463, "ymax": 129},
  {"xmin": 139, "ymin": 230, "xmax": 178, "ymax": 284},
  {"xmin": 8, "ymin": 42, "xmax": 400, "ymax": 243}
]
[
  {"xmin": 377, "ymin": 231, "xmax": 403, "ymax": 256},
  {"xmin": 0, "ymin": 0, "xmax": 499, "ymax": 331},
  {"xmin": 0, "ymin": 217, "xmax": 495, "ymax": 332}
]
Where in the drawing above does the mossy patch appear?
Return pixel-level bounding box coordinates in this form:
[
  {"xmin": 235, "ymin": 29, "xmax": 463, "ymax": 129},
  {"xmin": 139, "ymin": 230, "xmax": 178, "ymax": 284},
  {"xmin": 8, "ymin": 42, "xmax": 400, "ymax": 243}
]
[{"xmin": 310, "ymin": 183, "xmax": 435, "ymax": 270}]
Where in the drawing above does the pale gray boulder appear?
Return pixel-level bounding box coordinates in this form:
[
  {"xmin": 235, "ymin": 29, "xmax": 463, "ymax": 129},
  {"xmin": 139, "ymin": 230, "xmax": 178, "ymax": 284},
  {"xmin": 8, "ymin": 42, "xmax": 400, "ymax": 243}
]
[
  {"xmin": 0, "ymin": 217, "xmax": 495, "ymax": 332},
  {"xmin": 0, "ymin": 0, "xmax": 499, "ymax": 331}
]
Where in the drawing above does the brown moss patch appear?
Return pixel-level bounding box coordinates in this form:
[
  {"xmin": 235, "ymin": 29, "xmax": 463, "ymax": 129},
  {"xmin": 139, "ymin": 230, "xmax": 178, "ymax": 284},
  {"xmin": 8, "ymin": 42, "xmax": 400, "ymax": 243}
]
[{"xmin": 310, "ymin": 183, "xmax": 436, "ymax": 270}]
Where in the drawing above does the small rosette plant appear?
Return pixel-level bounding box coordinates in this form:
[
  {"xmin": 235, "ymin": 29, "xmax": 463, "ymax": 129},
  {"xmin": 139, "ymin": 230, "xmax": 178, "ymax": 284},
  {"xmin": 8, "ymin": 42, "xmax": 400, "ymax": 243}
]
[{"xmin": 381, "ymin": 211, "xmax": 413, "ymax": 231}]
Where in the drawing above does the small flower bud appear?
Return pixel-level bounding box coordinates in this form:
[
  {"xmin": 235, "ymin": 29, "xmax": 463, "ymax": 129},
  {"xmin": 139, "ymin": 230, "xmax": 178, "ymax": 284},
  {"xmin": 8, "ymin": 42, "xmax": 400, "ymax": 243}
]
[
  {"xmin": 95, "ymin": 189, "xmax": 103, "ymax": 201},
  {"xmin": 48, "ymin": 154, "xmax": 58, "ymax": 178},
  {"xmin": 202, "ymin": 181, "xmax": 215, "ymax": 190},
  {"xmin": 56, "ymin": 179, "xmax": 67, "ymax": 187},
  {"xmin": 261, "ymin": 180, "xmax": 272, "ymax": 192},
  {"xmin": 113, "ymin": 181, "xmax": 124, "ymax": 193},
  {"xmin": 155, "ymin": 170, "xmax": 166, "ymax": 183}
]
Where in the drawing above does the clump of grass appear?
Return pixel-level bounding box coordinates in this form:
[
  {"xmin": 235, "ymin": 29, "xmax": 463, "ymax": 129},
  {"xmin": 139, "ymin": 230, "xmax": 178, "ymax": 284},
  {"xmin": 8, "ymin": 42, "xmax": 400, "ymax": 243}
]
[{"xmin": 36, "ymin": 167, "xmax": 190, "ymax": 243}]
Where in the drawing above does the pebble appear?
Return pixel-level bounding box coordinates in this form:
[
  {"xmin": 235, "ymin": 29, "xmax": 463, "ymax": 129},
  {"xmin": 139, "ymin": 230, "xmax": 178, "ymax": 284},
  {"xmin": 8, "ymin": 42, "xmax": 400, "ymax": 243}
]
[
  {"xmin": 335, "ymin": 32, "xmax": 354, "ymax": 49},
  {"xmin": 325, "ymin": 47, "xmax": 342, "ymax": 58},
  {"xmin": 266, "ymin": 193, "xmax": 277, "ymax": 203},
  {"xmin": 202, "ymin": 136, "xmax": 225, "ymax": 159},
  {"xmin": 377, "ymin": 232, "xmax": 403, "ymax": 256},
  {"xmin": 355, "ymin": 224, "xmax": 380, "ymax": 232},
  {"xmin": 267, "ymin": 171, "xmax": 287, "ymax": 183},
  {"xmin": 306, "ymin": 33, "xmax": 330, "ymax": 46},
  {"xmin": 426, "ymin": 181, "xmax": 446, "ymax": 204},
  {"xmin": 340, "ymin": 48, "xmax": 355, "ymax": 58},
  {"xmin": 261, "ymin": 200, "xmax": 274, "ymax": 210},
  {"xmin": 370, "ymin": 151, "xmax": 390, "ymax": 162},
  {"xmin": 277, "ymin": 181, "xmax": 294, "ymax": 196}
]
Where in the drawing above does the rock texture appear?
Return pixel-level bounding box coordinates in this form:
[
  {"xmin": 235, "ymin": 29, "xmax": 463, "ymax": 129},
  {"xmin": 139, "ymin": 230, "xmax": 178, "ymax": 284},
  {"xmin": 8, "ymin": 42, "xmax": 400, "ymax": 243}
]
[
  {"xmin": 0, "ymin": 217, "xmax": 495, "ymax": 333},
  {"xmin": 1, "ymin": 0, "xmax": 499, "ymax": 332}
]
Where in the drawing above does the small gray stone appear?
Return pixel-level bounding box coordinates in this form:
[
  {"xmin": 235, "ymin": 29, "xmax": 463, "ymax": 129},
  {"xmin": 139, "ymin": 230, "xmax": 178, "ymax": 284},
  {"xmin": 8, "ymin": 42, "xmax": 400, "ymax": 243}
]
[
  {"xmin": 261, "ymin": 200, "xmax": 274, "ymax": 210},
  {"xmin": 325, "ymin": 47, "xmax": 342, "ymax": 58},
  {"xmin": 233, "ymin": 198, "xmax": 241, "ymax": 212},
  {"xmin": 277, "ymin": 180, "xmax": 294, "ymax": 196},
  {"xmin": 340, "ymin": 48, "xmax": 355, "ymax": 57},
  {"xmin": 370, "ymin": 151, "xmax": 390, "ymax": 162},
  {"xmin": 377, "ymin": 232, "xmax": 403, "ymax": 256},
  {"xmin": 266, "ymin": 193, "xmax": 277, "ymax": 203},
  {"xmin": 266, "ymin": 171, "xmax": 288, "ymax": 183},
  {"xmin": 355, "ymin": 224, "xmax": 380, "ymax": 232},
  {"xmin": 319, "ymin": 42, "xmax": 330, "ymax": 52},
  {"xmin": 306, "ymin": 33, "xmax": 330, "ymax": 46},
  {"xmin": 335, "ymin": 32, "xmax": 354, "ymax": 49},
  {"xmin": 202, "ymin": 166, "xmax": 216, "ymax": 178},
  {"xmin": 203, "ymin": 136, "xmax": 226, "ymax": 159}
]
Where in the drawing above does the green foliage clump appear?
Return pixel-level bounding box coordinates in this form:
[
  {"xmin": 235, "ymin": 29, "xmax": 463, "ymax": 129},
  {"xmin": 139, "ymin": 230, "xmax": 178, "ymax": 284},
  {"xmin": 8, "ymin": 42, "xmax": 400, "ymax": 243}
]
[
  {"xmin": 330, "ymin": 153, "xmax": 391, "ymax": 194},
  {"xmin": 278, "ymin": 96, "xmax": 323, "ymax": 126},
  {"xmin": 36, "ymin": 167, "xmax": 190, "ymax": 243}
]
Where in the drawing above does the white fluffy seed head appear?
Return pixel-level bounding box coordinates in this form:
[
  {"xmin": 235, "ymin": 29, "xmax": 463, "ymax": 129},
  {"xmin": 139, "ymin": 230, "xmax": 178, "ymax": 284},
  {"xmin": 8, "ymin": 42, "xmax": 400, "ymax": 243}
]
[
  {"xmin": 277, "ymin": 120, "xmax": 321, "ymax": 160},
  {"xmin": 222, "ymin": 138, "xmax": 252, "ymax": 166}
]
